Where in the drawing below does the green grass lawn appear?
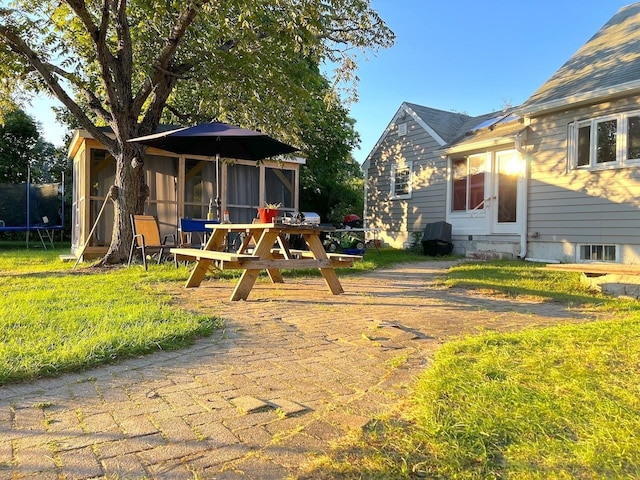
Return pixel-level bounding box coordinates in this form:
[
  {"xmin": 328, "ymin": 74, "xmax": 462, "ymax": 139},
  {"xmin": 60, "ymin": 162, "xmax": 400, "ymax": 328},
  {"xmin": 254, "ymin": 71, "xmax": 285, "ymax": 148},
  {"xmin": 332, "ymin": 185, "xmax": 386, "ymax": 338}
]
[
  {"xmin": 0, "ymin": 244, "xmax": 432, "ymax": 384},
  {"xmin": 0, "ymin": 246, "xmax": 221, "ymax": 384},
  {"xmin": 8, "ymin": 247, "xmax": 636, "ymax": 477},
  {"xmin": 304, "ymin": 261, "xmax": 640, "ymax": 479}
]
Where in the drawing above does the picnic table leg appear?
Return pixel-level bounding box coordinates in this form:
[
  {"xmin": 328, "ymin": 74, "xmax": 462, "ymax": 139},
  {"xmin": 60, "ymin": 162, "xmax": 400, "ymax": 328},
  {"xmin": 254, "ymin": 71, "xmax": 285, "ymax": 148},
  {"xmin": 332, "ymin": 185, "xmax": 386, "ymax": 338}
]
[
  {"xmin": 266, "ymin": 267, "xmax": 284, "ymax": 284},
  {"xmin": 257, "ymin": 230, "xmax": 284, "ymax": 284},
  {"xmin": 185, "ymin": 259, "xmax": 214, "ymax": 287},
  {"xmin": 304, "ymin": 234, "xmax": 344, "ymax": 295},
  {"xmin": 228, "ymin": 230, "xmax": 281, "ymax": 300},
  {"xmin": 185, "ymin": 230, "xmax": 227, "ymax": 288},
  {"xmin": 230, "ymin": 269, "xmax": 261, "ymax": 300}
]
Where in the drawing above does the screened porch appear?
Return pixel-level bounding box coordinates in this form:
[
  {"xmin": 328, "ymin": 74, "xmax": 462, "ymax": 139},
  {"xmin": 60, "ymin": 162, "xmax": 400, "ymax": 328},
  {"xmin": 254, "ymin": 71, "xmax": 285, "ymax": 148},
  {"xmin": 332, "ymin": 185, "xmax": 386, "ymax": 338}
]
[{"xmin": 68, "ymin": 130, "xmax": 304, "ymax": 259}]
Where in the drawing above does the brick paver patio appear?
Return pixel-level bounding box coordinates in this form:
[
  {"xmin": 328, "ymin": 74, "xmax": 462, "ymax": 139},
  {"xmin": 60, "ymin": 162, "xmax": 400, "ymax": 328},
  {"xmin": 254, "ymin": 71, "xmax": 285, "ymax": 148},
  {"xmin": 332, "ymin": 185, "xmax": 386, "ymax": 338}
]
[{"xmin": 0, "ymin": 261, "xmax": 597, "ymax": 479}]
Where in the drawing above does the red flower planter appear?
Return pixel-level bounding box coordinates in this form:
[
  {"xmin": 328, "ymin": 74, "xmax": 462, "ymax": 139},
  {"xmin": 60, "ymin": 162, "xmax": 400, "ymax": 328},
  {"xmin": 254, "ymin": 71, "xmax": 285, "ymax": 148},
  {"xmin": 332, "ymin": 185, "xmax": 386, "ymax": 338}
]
[{"xmin": 257, "ymin": 208, "xmax": 279, "ymax": 223}]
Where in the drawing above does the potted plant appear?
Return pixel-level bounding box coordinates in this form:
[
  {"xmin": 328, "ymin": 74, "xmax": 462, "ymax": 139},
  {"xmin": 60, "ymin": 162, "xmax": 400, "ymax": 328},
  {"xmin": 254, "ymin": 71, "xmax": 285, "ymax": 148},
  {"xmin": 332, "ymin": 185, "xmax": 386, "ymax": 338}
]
[{"xmin": 257, "ymin": 202, "xmax": 281, "ymax": 223}]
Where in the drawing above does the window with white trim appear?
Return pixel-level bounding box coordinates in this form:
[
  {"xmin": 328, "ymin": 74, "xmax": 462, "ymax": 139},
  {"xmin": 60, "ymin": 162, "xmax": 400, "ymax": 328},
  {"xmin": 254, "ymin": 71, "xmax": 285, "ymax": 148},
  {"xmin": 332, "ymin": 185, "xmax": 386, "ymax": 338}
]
[
  {"xmin": 451, "ymin": 154, "xmax": 486, "ymax": 212},
  {"xmin": 569, "ymin": 111, "xmax": 640, "ymax": 169},
  {"xmin": 397, "ymin": 122, "xmax": 408, "ymax": 136},
  {"xmin": 578, "ymin": 244, "xmax": 617, "ymax": 262},
  {"xmin": 390, "ymin": 161, "xmax": 412, "ymax": 199}
]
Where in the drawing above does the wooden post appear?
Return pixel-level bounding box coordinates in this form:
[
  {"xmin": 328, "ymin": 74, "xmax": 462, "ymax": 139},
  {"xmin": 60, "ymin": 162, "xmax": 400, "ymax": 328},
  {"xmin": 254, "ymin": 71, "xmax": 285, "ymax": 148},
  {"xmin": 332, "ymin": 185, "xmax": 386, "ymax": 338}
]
[{"xmin": 72, "ymin": 186, "xmax": 117, "ymax": 269}]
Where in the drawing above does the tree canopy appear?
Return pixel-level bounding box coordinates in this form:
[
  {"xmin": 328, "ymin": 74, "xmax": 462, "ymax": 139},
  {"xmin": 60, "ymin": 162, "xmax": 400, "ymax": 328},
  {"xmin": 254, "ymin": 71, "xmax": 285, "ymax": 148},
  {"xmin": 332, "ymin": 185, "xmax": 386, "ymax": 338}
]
[
  {"xmin": 0, "ymin": 0, "xmax": 394, "ymax": 261},
  {"xmin": 298, "ymin": 86, "xmax": 364, "ymax": 224},
  {"xmin": 0, "ymin": 108, "xmax": 68, "ymax": 184}
]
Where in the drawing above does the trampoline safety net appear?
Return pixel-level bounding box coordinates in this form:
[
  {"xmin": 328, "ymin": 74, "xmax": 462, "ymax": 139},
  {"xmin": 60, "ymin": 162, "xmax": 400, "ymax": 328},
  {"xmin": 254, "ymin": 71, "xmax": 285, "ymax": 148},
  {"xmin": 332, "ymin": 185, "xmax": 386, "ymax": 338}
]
[{"xmin": 0, "ymin": 183, "xmax": 61, "ymax": 227}]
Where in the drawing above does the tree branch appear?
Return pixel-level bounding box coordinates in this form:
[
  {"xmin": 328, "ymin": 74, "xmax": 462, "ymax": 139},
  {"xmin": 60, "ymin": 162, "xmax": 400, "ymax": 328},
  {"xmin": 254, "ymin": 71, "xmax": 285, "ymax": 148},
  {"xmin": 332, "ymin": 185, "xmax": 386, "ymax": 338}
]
[
  {"xmin": 114, "ymin": 0, "xmax": 133, "ymax": 111},
  {"xmin": 62, "ymin": 0, "xmax": 100, "ymax": 42},
  {"xmin": 131, "ymin": 0, "xmax": 206, "ymax": 121},
  {"xmin": 64, "ymin": 0, "xmax": 121, "ymax": 124},
  {"xmin": 43, "ymin": 62, "xmax": 111, "ymax": 119},
  {"xmin": 0, "ymin": 24, "xmax": 117, "ymax": 151},
  {"xmin": 139, "ymin": 62, "xmax": 192, "ymax": 133}
]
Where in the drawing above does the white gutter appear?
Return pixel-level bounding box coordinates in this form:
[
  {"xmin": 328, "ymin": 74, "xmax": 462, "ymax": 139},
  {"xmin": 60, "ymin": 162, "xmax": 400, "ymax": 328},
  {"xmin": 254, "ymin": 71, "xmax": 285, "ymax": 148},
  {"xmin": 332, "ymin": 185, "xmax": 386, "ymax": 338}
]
[
  {"xmin": 516, "ymin": 132, "xmax": 528, "ymax": 259},
  {"xmin": 439, "ymin": 130, "xmax": 526, "ymax": 155},
  {"xmin": 519, "ymin": 80, "xmax": 640, "ymax": 117}
]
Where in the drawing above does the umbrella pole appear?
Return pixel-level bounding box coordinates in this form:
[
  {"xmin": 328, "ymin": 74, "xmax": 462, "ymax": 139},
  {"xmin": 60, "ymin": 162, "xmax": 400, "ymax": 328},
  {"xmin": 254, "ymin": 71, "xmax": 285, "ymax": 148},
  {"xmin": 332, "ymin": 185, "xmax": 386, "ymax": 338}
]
[{"xmin": 215, "ymin": 153, "xmax": 221, "ymax": 220}]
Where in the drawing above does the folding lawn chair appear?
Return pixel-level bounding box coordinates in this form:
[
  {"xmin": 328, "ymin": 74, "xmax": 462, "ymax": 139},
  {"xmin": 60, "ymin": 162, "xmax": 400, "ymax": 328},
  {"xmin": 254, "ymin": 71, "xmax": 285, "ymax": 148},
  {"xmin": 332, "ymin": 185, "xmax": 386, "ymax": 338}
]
[{"xmin": 127, "ymin": 214, "xmax": 178, "ymax": 270}]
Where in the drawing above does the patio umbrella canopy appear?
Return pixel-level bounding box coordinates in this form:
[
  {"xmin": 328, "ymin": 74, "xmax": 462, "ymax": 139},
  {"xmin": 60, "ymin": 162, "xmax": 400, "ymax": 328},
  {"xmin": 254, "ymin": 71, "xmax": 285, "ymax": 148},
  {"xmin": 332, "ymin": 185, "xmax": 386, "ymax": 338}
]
[
  {"xmin": 129, "ymin": 121, "xmax": 298, "ymax": 160},
  {"xmin": 129, "ymin": 121, "xmax": 298, "ymax": 219}
]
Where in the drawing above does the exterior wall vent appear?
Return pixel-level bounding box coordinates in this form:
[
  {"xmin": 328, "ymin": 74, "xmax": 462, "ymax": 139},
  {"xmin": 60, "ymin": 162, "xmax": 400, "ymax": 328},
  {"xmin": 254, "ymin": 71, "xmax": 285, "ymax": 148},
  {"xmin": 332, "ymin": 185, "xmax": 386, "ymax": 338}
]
[{"xmin": 397, "ymin": 122, "xmax": 408, "ymax": 137}]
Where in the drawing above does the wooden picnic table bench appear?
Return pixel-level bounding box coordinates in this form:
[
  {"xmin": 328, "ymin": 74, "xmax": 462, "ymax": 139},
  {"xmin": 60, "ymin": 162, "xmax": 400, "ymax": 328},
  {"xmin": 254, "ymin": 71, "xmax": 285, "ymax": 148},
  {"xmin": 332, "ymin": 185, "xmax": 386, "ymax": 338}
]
[{"xmin": 171, "ymin": 222, "xmax": 362, "ymax": 301}]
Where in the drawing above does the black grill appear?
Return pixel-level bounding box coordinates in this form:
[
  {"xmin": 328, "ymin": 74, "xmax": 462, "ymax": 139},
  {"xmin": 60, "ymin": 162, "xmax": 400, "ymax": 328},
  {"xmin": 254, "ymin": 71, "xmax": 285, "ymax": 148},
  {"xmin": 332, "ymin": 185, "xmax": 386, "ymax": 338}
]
[{"xmin": 421, "ymin": 221, "xmax": 453, "ymax": 256}]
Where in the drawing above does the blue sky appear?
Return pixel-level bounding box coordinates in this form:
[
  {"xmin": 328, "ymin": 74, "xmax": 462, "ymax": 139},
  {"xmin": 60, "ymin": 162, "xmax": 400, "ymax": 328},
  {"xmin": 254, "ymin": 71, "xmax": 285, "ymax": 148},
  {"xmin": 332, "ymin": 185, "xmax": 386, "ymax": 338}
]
[
  {"xmin": 29, "ymin": 1, "xmax": 633, "ymax": 163},
  {"xmin": 349, "ymin": 0, "xmax": 633, "ymax": 164}
]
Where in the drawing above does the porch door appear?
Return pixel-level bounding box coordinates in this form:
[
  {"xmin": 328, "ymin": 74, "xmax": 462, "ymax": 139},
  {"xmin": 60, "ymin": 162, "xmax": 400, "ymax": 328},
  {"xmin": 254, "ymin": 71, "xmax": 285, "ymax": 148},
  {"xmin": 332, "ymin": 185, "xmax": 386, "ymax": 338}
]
[{"xmin": 492, "ymin": 150, "xmax": 521, "ymax": 234}]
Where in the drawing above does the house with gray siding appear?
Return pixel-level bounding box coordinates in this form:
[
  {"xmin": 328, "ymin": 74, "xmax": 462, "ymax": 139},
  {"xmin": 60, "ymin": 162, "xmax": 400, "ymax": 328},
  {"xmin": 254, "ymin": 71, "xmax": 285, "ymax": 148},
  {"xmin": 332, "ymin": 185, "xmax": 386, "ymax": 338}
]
[{"xmin": 365, "ymin": 2, "xmax": 640, "ymax": 264}]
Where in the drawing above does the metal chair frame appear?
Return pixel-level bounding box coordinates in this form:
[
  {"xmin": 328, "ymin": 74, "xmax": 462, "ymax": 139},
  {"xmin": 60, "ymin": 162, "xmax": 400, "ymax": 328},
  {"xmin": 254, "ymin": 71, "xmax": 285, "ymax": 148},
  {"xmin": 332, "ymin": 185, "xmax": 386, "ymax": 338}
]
[{"xmin": 127, "ymin": 214, "xmax": 178, "ymax": 270}]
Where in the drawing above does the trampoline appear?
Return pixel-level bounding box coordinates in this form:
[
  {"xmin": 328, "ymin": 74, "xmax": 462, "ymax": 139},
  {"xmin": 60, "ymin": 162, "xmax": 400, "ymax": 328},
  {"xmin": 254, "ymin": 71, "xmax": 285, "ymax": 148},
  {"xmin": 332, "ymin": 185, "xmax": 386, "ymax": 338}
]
[{"xmin": 0, "ymin": 179, "xmax": 65, "ymax": 249}]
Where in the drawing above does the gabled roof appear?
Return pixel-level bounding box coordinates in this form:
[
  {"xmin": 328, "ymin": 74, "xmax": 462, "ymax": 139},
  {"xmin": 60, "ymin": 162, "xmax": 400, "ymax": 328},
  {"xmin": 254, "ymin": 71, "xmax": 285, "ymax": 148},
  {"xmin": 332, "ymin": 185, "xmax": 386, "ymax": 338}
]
[
  {"xmin": 521, "ymin": 2, "xmax": 640, "ymax": 115},
  {"xmin": 404, "ymin": 103, "xmax": 471, "ymax": 144},
  {"xmin": 402, "ymin": 103, "xmax": 525, "ymax": 152},
  {"xmin": 441, "ymin": 113, "xmax": 527, "ymax": 155},
  {"xmin": 363, "ymin": 101, "xmax": 523, "ymax": 162},
  {"xmin": 362, "ymin": 102, "xmax": 472, "ymax": 166}
]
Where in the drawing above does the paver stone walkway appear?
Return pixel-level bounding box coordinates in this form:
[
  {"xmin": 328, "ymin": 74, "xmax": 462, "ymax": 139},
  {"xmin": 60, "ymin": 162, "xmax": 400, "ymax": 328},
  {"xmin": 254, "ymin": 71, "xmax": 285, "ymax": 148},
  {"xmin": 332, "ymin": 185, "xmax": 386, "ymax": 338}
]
[{"xmin": 0, "ymin": 261, "xmax": 598, "ymax": 479}]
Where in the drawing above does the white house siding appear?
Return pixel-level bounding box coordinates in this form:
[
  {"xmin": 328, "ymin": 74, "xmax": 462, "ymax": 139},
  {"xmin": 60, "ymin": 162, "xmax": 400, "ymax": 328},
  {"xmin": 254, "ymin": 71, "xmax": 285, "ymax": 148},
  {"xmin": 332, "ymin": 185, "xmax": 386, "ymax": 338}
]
[
  {"xmin": 366, "ymin": 117, "xmax": 447, "ymax": 248},
  {"xmin": 526, "ymin": 96, "xmax": 640, "ymax": 263}
]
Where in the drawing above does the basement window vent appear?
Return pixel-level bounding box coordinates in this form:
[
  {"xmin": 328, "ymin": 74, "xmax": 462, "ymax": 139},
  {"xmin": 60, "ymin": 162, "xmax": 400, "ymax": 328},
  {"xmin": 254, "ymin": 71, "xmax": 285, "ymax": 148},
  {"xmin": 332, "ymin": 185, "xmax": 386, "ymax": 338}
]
[
  {"xmin": 578, "ymin": 244, "xmax": 617, "ymax": 262},
  {"xmin": 397, "ymin": 122, "xmax": 408, "ymax": 136}
]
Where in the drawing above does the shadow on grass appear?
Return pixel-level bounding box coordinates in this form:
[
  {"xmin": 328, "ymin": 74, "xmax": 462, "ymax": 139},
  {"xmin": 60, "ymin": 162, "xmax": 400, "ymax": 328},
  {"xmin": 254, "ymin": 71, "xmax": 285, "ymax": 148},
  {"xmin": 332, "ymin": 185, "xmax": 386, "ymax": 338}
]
[{"xmin": 449, "ymin": 279, "xmax": 609, "ymax": 306}]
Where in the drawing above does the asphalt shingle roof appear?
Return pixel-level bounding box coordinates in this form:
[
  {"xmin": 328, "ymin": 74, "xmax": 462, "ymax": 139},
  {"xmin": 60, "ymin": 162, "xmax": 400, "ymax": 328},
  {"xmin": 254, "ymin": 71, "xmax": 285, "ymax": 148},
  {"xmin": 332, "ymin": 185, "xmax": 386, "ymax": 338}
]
[
  {"xmin": 404, "ymin": 103, "xmax": 471, "ymax": 144},
  {"xmin": 406, "ymin": 102, "xmax": 518, "ymax": 149},
  {"xmin": 522, "ymin": 2, "xmax": 640, "ymax": 109}
]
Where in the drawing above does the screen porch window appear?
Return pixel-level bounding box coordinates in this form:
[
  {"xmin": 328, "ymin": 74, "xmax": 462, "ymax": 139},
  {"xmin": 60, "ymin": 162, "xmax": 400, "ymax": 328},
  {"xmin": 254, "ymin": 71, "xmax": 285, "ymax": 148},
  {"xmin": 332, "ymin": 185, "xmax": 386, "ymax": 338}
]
[
  {"xmin": 226, "ymin": 164, "xmax": 260, "ymax": 224},
  {"xmin": 184, "ymin": 158, "xmax": 216, "ymax": 219},
  {"xmin": 451, "ymin": 155, "xmax": 485, "ymax": 212},
  {"xmin": 265, "ymin": 167, "xmax": 295, "ymax": 211}
]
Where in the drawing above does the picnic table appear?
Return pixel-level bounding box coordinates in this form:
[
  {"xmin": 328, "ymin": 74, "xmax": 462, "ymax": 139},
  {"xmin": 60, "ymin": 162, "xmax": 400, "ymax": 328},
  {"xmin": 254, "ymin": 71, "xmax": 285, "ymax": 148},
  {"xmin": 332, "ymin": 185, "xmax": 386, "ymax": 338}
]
[{"xmin": 171, "ymin": 222, "xmax": 362, "ymax": 301}]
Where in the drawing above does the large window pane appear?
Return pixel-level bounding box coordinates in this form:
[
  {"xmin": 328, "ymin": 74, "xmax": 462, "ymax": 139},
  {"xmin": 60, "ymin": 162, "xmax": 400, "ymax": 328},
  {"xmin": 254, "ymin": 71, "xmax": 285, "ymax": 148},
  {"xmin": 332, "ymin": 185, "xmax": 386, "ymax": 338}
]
[
  {"xmin": 89, "ymin": 149, "xmax": 115, "ymax": 246},
  {"xmin": 452, "ymin": 158, "xmax": 467, "ymax": 211},
  {"xmin": 628, "ymin": 116, "xmax": 640, "ymax": 160},
  {"xmin": 227, "ymin": 164, "xmax": 260, "ymax": 223},
  {"xmin": 497, "ymin": 154, "xmax": 517, "ymax": 223},
  {"xmin": 265, "ymin": 167, "xmax": 295, "ymax": 209},
  {"xmin": 184, "ymin": 159, "xmax": 216, "ymax": 218},
  {"xmin": 144, "ymin": 155, "xmax": 178, "ymax": 238},
  {"xmin": 468, "ymin": 156, "xmax": 485, "ymax": 210},
  {"xmin": 596, "ymin": 119, "xmax": 617, "ymax": 164},
  {"xmin": 90, "ymin": 149, "xmax": 115, "ymax": 197},
  {"xmin": 577, "ymin": 125, "xmax": 591, "ymax": 166},
  {"xmin": 394, "ymin": 167, "xmax": 410, "ymax": 196},
  {"xmin": 451, "ymin": 156, "xmax": 485, "ymax": 212}
]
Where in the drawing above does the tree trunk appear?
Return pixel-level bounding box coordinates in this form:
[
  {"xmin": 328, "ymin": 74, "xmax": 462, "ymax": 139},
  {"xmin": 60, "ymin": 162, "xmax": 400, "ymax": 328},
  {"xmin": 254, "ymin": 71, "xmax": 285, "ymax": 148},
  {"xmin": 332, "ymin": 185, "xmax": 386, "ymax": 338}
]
[{"xmin": 99, "ymin": 143, "xmax": 148, "ymax": 265}]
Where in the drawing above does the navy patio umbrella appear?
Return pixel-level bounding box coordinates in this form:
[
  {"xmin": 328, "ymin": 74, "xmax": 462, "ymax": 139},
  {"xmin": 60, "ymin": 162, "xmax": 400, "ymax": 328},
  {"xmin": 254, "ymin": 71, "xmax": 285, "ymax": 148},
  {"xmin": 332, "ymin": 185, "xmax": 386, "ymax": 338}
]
[{"xmin": 129, "ymin": 121, "xmax": 298, "ymax": 219}]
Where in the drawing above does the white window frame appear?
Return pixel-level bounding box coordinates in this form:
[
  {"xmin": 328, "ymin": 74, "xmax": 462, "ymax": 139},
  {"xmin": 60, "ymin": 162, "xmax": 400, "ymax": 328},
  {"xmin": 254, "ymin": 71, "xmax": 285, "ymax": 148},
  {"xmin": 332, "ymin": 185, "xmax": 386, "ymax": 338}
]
[
  {"xmin": 390, "ymin": 161, "xmax": 412, "ymax": 200},
  {"xmin": 569, "ymin": 110, "xmax": 640, "ymax": 170},
  {"xmin": 450, "ymin": 153, "xmax": 488, "ymax": 213},
  {"xmin": 577, "ymin": 243, "xmax": 618, "ymax": 263},
  {"xmin": 397, "ymin": 122, "xmax": 408, "ymax": 137}
]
